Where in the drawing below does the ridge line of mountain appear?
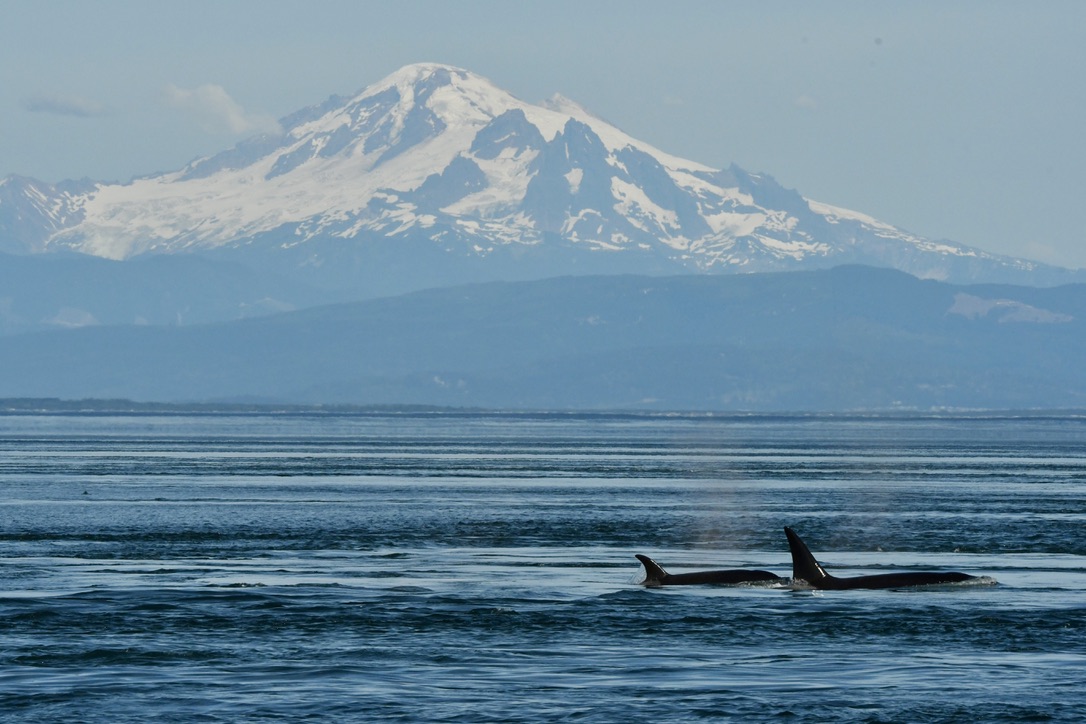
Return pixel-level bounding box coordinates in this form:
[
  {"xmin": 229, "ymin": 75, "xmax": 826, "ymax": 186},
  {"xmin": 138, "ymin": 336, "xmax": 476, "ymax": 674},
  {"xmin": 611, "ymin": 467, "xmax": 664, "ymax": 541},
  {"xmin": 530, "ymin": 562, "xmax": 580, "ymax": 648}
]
[
  {"xmin": 1, "ymin": 265, "xmax": 1083, "ymax": 410},
  {"xmin": 2, "ymin": 63, "xmax": 1079, "ymax": 289}
]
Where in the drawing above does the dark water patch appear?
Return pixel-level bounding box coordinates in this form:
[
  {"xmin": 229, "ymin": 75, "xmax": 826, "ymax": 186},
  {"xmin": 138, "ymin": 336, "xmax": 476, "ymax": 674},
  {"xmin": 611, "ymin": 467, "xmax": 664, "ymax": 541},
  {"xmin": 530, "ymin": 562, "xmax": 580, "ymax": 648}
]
[{"xmin": 1, "ymin": 414, "xmax": 1085, "ymax": 721}]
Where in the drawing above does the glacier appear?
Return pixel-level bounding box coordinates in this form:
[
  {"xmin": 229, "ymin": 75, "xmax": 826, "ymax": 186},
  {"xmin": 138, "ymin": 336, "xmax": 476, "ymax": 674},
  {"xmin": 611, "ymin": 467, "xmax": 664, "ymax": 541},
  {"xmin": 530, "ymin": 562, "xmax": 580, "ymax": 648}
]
[{"xmin": 0, "ymin": 62, "xmax": 1079, "ymax": 288}]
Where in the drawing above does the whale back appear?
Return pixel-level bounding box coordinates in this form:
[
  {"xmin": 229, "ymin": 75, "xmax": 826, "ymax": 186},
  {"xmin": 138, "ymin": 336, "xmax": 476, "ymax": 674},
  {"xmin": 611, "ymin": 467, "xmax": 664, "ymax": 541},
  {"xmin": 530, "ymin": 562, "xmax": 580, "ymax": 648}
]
[{"xmin": 784, "ymin": 526, "xmax": 982, "ymax": 589}]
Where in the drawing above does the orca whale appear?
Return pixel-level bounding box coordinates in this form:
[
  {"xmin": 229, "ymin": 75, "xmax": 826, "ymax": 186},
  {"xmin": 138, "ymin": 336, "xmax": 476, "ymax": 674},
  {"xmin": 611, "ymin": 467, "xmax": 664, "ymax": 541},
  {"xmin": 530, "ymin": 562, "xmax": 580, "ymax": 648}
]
[
  {"xmin": 784, "ymin": 526, "xmax": 980, "ymax": 590},
  {"xmin": 636, "ymin": 554, "xmax": 780, "ymax": 587}
]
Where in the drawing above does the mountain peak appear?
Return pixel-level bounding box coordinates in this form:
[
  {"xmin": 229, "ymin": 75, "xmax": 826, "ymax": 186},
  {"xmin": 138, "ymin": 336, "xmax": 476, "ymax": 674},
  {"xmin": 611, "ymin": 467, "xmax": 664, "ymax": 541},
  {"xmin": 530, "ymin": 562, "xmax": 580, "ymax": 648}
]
[
  {"xmin": 355, "ymin": 62, "xmax": 514, "ymax": 121},
  {"xmin": 370, "ymin": 62, "xmax": 472, "ymax": 89},
  {"xmin": 3, "ymin": 63, "xmax": 1077, "ymax": 286}
]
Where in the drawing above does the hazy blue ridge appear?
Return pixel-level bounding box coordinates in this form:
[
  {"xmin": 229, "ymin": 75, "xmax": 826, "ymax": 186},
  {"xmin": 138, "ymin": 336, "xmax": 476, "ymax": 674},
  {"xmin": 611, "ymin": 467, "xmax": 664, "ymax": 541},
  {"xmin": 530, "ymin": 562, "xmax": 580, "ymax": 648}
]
[{"xmin": 1, "ymin": 265, "xmax": 1083, "ymax": 410}]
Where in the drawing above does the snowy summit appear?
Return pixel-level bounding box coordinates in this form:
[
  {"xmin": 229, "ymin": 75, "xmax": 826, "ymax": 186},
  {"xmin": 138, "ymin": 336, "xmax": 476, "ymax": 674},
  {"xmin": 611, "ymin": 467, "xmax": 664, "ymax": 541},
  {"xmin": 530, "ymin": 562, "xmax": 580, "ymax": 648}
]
[{"xmin": 0, "ymin": 63, "xmax": 1067, "ymax": 285}]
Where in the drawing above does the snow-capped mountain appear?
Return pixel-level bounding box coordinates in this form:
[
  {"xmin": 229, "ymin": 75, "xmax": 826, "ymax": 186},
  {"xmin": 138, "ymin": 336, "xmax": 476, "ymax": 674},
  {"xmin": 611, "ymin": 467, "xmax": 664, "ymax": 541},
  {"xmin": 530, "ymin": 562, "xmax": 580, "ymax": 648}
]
[
  {"xmin": 0, "ymin": 176, "xmax": 95, "ymax": 253},
  {"xmin": 0, "ymin": 63, "xmax": 1076, "ymax": 287}
]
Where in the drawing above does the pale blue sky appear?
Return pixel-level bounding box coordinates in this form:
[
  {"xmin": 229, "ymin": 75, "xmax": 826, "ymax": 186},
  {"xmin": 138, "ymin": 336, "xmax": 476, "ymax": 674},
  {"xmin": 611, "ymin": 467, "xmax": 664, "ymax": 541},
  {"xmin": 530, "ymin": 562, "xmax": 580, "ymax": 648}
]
[{"xmin": 3, "ymin": 0, "xmax": 1084, "ymax": 268}]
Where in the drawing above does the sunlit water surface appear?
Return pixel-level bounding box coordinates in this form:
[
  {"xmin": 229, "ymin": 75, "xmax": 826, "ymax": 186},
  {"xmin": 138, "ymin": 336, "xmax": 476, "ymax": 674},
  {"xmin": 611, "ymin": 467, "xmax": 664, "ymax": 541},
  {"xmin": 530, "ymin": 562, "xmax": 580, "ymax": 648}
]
[{"xmin": 1, "ymin": 412, "xmax": 1084, "ymax": 722}]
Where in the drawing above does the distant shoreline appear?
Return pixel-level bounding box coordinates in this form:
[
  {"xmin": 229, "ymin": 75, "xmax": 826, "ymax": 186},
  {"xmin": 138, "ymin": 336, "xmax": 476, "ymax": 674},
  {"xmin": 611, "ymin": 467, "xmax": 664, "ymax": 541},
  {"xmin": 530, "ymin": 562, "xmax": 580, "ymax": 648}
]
[{"xmin": 2, "ymin": 398, "xmax": 1084, "ymax": 420}]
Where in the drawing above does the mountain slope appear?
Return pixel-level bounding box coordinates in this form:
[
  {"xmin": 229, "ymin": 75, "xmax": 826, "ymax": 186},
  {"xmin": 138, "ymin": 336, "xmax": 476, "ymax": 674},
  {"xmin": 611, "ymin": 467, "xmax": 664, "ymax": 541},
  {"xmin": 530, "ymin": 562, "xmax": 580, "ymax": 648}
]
[
  {"xmin": 1, "ymin": 266, "xmax": 1083, "ymax": 410},
  {"xmin": 2, "ymin": 63, "xmax": 1077, "ymax": 291}
]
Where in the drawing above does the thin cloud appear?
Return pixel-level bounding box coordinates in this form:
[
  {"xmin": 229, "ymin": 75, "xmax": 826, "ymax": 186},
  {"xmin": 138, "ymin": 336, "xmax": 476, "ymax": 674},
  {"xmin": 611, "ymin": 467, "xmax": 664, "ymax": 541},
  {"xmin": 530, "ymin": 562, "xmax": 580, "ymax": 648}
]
[
  {"xmin": 794, "ymin": 94, "xmax": 818, "ymax": 111},
  {"xmin": 24, "ymin": 93, "xmax": 106, "ymax": 118},
  {"xmin": 165, "ymin": 83, "xmax": 282, "ymax": 136}
]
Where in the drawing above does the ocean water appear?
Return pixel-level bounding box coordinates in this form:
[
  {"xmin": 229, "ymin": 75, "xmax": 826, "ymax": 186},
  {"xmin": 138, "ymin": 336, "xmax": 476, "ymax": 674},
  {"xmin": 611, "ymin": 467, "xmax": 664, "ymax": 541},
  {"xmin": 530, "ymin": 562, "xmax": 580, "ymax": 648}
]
[{"xmin": 1, "ymin": 412, "xmax": 1084, "ymax": 722}]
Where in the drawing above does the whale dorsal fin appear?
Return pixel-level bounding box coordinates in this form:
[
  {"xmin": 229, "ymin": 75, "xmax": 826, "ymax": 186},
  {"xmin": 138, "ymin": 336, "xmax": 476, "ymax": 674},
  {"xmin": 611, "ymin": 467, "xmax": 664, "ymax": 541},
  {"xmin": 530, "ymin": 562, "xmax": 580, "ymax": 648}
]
[
  {"xmin": 635, "ymin": 554, "xmax": 668, "ymax": 585},
  {"xmin": 784, "ymin": 527, "xmax": 831, "ymax": 585}
]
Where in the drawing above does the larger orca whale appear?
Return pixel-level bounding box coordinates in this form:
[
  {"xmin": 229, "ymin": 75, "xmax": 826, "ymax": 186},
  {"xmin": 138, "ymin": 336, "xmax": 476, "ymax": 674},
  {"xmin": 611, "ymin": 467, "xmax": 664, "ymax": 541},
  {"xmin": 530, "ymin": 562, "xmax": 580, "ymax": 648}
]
[
  {"xmin": 784, "ymin": 526, "xmax": 980, "ymax": 590},
  {"xmin": 636, "ymin": 554, "xmax": 780, "ymax": 587}
]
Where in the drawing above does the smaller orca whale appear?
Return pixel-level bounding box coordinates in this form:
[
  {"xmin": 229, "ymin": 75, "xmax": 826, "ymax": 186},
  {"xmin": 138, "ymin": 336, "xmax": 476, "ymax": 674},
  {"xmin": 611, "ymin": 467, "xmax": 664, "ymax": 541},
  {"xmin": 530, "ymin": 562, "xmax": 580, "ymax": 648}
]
[
  {"xmin": 636, "ymin": 554, "xmax": 780, "ymax": 587},
  {"xmin": 785, "ymin": 526, "xmax": 981, "ymax": 590}
]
